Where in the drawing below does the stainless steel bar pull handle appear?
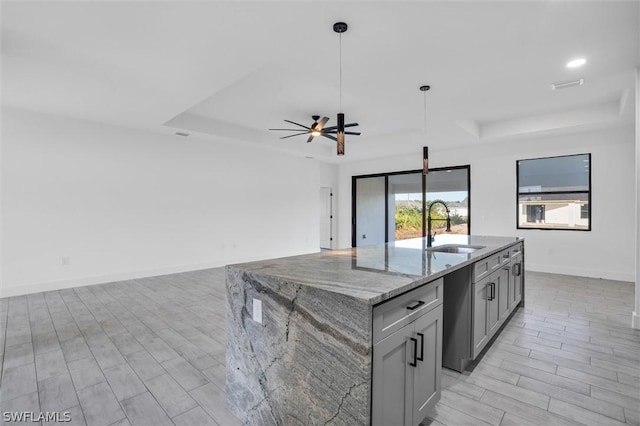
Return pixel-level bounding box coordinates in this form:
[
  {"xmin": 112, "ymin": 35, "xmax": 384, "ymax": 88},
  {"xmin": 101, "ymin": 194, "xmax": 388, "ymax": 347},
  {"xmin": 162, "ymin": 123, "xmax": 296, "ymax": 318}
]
[
  {"xmin": 407, "ymin": 300, "xmax": 425, "ymax": 310},
  {"xmin": 409, "ymin": 338, "xmax": 418, "ymax": 367}
]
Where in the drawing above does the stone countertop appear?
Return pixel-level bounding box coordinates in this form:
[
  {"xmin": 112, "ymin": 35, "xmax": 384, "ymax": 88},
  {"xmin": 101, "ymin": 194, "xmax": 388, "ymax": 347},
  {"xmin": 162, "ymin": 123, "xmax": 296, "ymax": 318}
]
[{"xmin": 227, "ymin": 235, "xmax": 522, "ymax": 306}]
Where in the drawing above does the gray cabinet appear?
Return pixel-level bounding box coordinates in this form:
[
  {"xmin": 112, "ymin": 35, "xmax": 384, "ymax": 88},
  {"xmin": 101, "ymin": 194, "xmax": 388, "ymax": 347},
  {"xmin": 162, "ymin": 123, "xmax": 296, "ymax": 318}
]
[
  {"xmin": 509, "ymin": 247, "xmax": 523, "ymax": 310},
  {"xmin": 472, "ymin": 259, "xmax": 510, "ymax": 358},
  {"xmin": 497, "ymin": 266, "xmax": 511, "ymax": 324},
  {"xmin": 372, "ymin": 280, "xmax": 443, "ymax": 426},
  {"xmin": 487, "ymin": 273, "xmax": 501, "ymax": 336},
  {"xmin": 372, "ymin": 319, "xmax": 414, "ymax": 426},
  {"xmin": 412, "ymin": 306, "xmax": 443, "ymax": 425},
  {"xmin": 472, "ymin": 276, "xmax": 490, "ymax": 358},
  {"xmin": 442, "ymin": 241, "xmax": 526, "ymax": 373}
]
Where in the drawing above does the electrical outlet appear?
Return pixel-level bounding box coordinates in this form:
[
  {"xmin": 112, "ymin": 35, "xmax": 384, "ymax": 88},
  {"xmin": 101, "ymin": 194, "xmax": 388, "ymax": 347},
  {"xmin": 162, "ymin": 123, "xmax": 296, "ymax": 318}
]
[{"xmin": 252, "ymin": 299, "xmax": 262, "ymax": 324}]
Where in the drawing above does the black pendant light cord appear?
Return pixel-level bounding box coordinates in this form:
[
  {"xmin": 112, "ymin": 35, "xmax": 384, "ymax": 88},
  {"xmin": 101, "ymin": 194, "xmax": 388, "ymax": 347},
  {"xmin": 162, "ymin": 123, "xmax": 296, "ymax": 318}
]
[
  {"xmin": 423, "ymin": 88, "xmax": 427, "ymax": 131},
  {"xmin": 339, "ymin": 32, "xmax": 343, "ymax": 112}
]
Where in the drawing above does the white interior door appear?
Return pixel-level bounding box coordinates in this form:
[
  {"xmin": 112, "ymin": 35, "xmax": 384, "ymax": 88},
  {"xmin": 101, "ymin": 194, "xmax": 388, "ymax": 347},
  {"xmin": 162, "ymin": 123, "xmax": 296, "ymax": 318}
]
[{"xmin": 319, "ymin": 187, "xmax": 332, "ymax": 249}]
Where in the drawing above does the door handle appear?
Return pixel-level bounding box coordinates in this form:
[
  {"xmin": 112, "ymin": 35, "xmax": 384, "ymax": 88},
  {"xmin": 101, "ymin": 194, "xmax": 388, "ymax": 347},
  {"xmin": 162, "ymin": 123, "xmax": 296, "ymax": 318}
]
[
  {"xmin": 417, "ymin": 333, "xmax": 424, "ymax": 362},
  {"xmin": 516, "ymin": 263, "xmax": 522, "ymax": 276},
  {"xmin": 409, "ymin": 337, "xmax": 418, "ymax": 367},
  {"xmin": 407, "ymin": 300, "xmax": 425, "ymax": 310},
  {"xmin": 488, "ymin": 282, "xmax": 495, "ymax": 301}
]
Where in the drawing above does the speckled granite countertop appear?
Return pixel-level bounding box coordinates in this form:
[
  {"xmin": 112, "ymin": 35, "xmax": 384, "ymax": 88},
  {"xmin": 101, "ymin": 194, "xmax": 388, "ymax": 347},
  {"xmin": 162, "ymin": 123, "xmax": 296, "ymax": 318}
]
[{"xmin": 227, "ymin": 235, "xmax": 523, "ymax": 305}]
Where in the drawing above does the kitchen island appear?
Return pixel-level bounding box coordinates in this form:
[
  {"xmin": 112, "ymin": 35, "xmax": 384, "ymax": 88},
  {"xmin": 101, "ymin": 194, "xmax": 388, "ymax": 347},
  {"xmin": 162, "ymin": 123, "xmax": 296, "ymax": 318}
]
[{"xmin": 226, "ymin": 235, "xmax": 524, "ymax": 425}]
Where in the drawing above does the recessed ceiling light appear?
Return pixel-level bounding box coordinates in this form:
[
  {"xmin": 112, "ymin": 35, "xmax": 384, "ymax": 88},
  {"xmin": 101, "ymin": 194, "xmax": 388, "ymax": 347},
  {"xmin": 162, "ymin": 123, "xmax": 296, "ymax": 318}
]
[{"xmin": 566, "ymin": 58, "xmax": 586, "ymax": 68}]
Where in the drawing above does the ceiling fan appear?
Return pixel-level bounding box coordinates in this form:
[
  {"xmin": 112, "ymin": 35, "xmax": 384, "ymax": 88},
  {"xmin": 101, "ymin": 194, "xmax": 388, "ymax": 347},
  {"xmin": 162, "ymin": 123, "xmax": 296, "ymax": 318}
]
[{"xmin": 269, "ymin": 115, "xmax": 360, "ymax": 143}]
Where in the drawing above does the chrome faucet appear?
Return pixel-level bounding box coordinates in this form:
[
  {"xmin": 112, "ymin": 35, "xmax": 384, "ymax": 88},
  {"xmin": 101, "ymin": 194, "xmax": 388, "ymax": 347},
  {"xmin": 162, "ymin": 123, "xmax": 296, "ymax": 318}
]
[{"xmin": 427, "ymin": 200, "xmax": 451, "ymax": 247}]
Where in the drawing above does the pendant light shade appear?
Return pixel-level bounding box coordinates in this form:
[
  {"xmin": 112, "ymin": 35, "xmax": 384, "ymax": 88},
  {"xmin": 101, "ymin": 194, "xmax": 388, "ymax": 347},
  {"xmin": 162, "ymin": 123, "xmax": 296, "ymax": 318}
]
[
  {"xmin": 337, "ymin": 113, "xmax": 345, "ymax": 155},
  {"xmin": 423, "ymin": 146, "xmax": 429, "ymax": 175}
]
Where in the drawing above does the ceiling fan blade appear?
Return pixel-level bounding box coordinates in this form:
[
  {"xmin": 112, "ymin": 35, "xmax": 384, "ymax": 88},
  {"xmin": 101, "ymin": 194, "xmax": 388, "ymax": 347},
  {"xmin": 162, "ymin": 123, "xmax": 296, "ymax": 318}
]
[
  {"xmin": 321, "ymin": 134, "xmax": 338, "ymax": 141},
  {"xmin": 322, "ymin": 122, "xmax": 358, "ymax": 132},
  {"xmin": 280, "ymin": 132, "xmax": 310, "ymax": 139},
  {"xmin": 344, "ymin": 131, "xmax": 361, "ymax": 135},
  {"xmin": 269, "ymin": 128, "xmax": 310, "ymax": 131},
  {"xmin": 317, "ymin": 117, "xmax": 330, "ymax": 130},
  {"xmin": 306, "ymin": 135, "xmax": 315, "ymax": 143},
  {"xmin": 284, "ymin": 120, "xmax": 311, "ymax": 129}
]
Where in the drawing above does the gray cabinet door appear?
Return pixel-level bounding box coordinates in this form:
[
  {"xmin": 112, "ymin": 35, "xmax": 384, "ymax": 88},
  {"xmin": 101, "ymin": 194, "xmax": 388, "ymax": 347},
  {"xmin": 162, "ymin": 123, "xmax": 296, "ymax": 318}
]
[
  {"xmin": 372, "ymin": 323, "xmax": 413, "ymax": 426},
  {"xmin": 487, "ymin": 275, "xmax": 501, "ymax": 336},
  {"xmin": 472, "ymin": 279, "xmax": 489, "ymax": 358},
  {"xmin": 512, "ymin": 254, "xmax": 523, "ymax": 309},
  {"xmin": 498, "ymin": 267, "xmax": 510, "ymax": 323},
  {"xmin": 412, "ymin": 305, "xmax": 443, "ymax": 426}
]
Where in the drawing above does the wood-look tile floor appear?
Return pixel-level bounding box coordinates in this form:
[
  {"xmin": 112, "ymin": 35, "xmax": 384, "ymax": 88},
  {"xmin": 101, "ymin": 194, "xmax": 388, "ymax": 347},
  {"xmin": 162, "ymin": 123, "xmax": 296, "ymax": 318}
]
[
  {"xmin": 0, "ymin": 269, "xmax": 638, "ymax": 425},
  {"xmin": 427, "ymin": 271, "xmax": 640, "ymax": 426}
]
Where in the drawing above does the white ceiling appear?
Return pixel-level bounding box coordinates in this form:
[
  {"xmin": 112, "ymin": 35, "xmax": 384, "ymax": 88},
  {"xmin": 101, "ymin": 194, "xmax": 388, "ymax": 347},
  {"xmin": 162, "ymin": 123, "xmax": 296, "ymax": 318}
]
[{"xmin": 2, "ymin": 1, "xmax": 638, "ymax": 163}]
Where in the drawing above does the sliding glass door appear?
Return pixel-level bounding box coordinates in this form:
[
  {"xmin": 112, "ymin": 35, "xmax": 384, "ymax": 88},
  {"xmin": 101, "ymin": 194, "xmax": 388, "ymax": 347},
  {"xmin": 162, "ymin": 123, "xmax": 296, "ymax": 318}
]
[
  {"xmin": 426, "ymin": 167, "xmax": 470, "ymax": 235},
  {"xmin": 389, "ymin": 173, "xmax": 424, "ymax": 242},
  {"xmin": 352, "ymin": 166, "xmax": 470, "ymax": 247}
]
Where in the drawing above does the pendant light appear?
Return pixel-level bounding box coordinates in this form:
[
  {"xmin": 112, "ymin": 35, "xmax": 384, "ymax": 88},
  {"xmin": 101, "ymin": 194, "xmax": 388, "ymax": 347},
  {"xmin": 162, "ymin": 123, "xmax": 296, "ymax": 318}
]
[
  {"xmin": 420, "ymin": 85, "xmax": 430, "ymax": 175},
  {"xmin": 334, "ymin": 22, "xmax": 347, "ymax": 156}
]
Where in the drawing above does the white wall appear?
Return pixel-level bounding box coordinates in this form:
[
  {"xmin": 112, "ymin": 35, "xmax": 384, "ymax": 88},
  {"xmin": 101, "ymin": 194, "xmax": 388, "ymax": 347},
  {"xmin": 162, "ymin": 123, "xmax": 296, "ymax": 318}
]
[
  {"xmin": 337, "ymin": 125, "xmax": 636, "ymax": 282},
  {"xmin": 1, "ymin": 108, "xmax": 321, "ymax": 297},
  {"xmin": 355, "ymin": 177, "xmax": 387, "ymax": 246},
  {"xmin": 319, "ymin": 162, "xmax": 338, "ymax": 249},
  {"xmin": 635, "ymin": 66, "xmax": 640, "ymax": 328}
]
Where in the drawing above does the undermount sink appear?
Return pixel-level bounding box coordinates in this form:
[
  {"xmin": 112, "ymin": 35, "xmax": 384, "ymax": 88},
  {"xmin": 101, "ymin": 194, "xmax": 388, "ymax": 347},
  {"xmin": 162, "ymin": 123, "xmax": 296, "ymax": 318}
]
[{"xmin": 426, "ymin": 244, "xmax": 485, "ymax": 254}]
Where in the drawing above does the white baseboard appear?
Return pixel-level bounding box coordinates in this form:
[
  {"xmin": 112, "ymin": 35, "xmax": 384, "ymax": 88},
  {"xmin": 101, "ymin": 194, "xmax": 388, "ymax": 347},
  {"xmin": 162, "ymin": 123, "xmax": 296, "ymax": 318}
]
[
  {"xmin": 0, "ymin": 260, "xmax": 229, "ymax": 298},
  {"xmin": 525, "ymin": 262, "xmax": 635, "ymax": 283},
  {"xmin": 0, "ymin": 250, "xmax": 319, "ymax": 299}
]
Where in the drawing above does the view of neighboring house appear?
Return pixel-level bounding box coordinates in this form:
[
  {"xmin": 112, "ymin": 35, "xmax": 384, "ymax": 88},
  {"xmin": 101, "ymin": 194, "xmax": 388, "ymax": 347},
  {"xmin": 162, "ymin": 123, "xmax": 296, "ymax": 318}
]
[{"xmin": 518, "ymin": 198, "xmax": 589, "ymax": 229}]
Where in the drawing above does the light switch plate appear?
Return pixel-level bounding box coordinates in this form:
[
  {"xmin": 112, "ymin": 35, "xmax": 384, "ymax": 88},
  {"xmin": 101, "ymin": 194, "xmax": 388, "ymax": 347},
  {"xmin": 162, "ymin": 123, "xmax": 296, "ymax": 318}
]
[{"xmin": 253, "ymin": 299, "xmax": 262, "ymax": 324}]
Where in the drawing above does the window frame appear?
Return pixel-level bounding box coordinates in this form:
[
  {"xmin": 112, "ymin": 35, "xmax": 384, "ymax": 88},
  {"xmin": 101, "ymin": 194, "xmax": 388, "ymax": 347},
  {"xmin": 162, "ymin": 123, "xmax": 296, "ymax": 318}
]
[{"xmin": 516, "ymin": 153, "xmax": 591, "ymax": 231}]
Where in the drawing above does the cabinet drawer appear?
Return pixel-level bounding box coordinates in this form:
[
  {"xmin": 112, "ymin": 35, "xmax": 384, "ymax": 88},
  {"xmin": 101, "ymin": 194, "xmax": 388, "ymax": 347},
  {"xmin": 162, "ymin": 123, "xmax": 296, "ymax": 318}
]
[
  {"xmin": 499, "ymin": 249, "xmax": 511, "ymax": 264},
  {"xmin": 510, "ymin": 242, "xmax": 523, "ymax": 259},
  {"xmin": 473, "ymin": 253, "xmax": 501, "ymax": 282},
  {"xmin": 373, "ymin": 278, "xmax": 443, "ymax": 344}
]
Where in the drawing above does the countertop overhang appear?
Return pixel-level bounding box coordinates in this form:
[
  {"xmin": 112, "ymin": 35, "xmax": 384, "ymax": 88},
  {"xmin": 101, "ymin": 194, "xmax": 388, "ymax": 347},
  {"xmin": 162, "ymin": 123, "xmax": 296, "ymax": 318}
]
[{"xmin": 227, "ymin": 235, "xmax": 523, "ymax": 305}]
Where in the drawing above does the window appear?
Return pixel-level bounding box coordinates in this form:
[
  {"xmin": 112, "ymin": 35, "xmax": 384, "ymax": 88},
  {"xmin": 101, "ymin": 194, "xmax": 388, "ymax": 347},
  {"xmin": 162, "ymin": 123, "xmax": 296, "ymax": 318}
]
[{"xmin": 517, "ymin": 153, "xmax": 591, "ymax": 230}]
